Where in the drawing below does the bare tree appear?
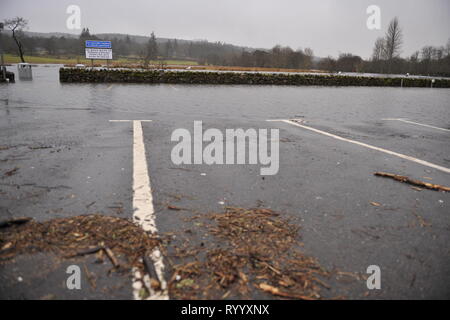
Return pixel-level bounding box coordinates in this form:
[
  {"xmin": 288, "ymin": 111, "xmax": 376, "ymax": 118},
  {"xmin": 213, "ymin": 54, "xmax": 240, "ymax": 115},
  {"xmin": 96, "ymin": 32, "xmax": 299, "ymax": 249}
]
[
  {"xmin": 304, "ymin": 47, "xmax": 314, "ymax": 69},
  {"xmin": 445, "ymin": 39, "xmax": 450, "ymax": 57},
  {"xmin": 4, "ymin": 17, "xmax": 28, "ymax": 63},
  {"xmin": 384, "ymin": 17, "xmax": 402, "ymax": 62},
  {"xmin": 432, "ymin": 46, "xmax": 444, "ymax": 60},
  {"xmin": 421, "ymin": 46, "xmax": 433, "ymax": 61},
  {"xmin": 318, "ymin": 56, "xmax": 337, "ymax": 72},
  {"xmin": 410, "ymin": 51, "xmax": 419, "ymax": 62},
  {"xmin": 372, "ymin": 37, "xmax": 386, "ymax": 61}
]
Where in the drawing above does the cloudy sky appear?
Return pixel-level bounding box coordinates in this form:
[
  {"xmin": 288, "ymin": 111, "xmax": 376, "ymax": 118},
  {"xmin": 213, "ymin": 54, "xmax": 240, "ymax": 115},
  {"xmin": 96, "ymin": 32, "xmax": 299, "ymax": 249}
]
[{"xmin": 1, "ymin": 0, "xmax": 449, "ymax": 58}]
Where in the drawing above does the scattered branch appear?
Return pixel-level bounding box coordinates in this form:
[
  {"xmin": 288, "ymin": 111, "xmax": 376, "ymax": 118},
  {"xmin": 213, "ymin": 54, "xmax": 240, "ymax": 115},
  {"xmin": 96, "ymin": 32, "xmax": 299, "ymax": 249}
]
[{"xmin": 374, "ymin": 171, "xmax": 450, "ymax": 192}]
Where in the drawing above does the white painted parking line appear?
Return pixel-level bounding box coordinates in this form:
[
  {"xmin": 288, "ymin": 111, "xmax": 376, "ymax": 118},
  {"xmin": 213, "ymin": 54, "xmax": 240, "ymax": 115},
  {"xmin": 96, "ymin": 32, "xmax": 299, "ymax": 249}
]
[
  {"xmin": 382, "ymin": 118, "xmax": 450, "ymax": 132},
  {"xmin": 110, "ymin": 119, "xmax": 168, "ymax": 300},
  {"xmin": 132, "ymin": 120, "xmax": 157, "ymax": 232},
  {"xmin": 270, "ymin": 119, "xmax": 450, "ymax": 174},
  {"xmin": 110, "ymin": 119, "xmax": 154, "ymax": 122}
]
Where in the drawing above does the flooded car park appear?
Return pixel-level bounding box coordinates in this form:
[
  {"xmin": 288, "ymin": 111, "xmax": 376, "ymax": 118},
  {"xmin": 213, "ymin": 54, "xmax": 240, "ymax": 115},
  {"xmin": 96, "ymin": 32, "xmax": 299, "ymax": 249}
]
[{"xmin": 0, "ymin": 65, "xmax": 449, "ymax": 299}]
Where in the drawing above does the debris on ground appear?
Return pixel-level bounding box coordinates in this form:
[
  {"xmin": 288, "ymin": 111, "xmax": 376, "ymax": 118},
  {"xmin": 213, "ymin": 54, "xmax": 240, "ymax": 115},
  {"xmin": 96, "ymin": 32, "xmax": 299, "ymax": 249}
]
[
  {"xmin": 0, "ymin": 215, "xmax": 159, "ymax": 277},
  {"xmin": 168, "ymin": 207, "xmax": 330, "ymax": 300},
  {"xmin": 143, "ymin": 254, "xmax": 161, "ymax": 290},
  {"xmin": 335, "ymin": 271, "xmax": 367, "ymax": 282},
  {"xmin": 411, "ymin": 212, "xmax": 431, "ymax": 228},
  {"xmin": 0, "ymin": 210, "xmax": 340, "ymax": 299},
  {"xmin": 28, "ymin": 145, "xmax": 53, "ymax": 150},
  {"xmin": 374, "ymin": 171, "xmax": 450, "ymax": 192},
  {"xmin": 258, "ymin": 282, "xmax": 316, "ymax": 300},
  {"xmin": 167, "ymin": 205, "xmax": 183, "ymax": 211},
  {"xmin": 0, "ymin": 217, "xmax": 33, "ymax": 229},
  {"xmin": 86, "ymin": 201, "xmax": 96, "ymax": 208},
  {"xmin": 3, "ymin": 167, "xmax": 19, "ymax": 177}
]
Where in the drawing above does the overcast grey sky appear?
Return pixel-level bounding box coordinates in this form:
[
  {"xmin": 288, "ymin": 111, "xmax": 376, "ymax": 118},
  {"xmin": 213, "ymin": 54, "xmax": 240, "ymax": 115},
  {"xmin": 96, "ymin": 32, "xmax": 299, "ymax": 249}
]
[{"xmin": 1, "ymin": 0, "xmax": 449, "ymax": 58}]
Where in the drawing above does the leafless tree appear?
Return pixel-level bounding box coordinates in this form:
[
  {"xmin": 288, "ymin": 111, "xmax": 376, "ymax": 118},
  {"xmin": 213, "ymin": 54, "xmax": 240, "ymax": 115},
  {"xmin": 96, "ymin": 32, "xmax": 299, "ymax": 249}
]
[
  {"xmin": 304, "ymin": 47, "xmax": 314, "ymax": 69},
  {"xmin": 445, "ymin": 39, "xmax": 450, "ymax": 57},
  {"xmin": 372, "ymin": 37, "xmax": 386, "ymax": 61},
  {"xmin": 432, "ymin": 46, "xmax": 444, "ymax": 60},
  {"xmin": 384, "ymin": 17, "xmax": 402, "ymax": 62},
  {"xmin": 318, "ymin": 56, "xmax": 337, "ymax": 72},
  {"xmin": 421, "ymin": 46, "xmax": 433, "ymax": 61},
  {"xmin": 410, "ymin": 51, "xmax": 419, "ymax": 62},
  {"xmin": 4, "ymin": 17, "xmax": 28, "ymax": 63}
]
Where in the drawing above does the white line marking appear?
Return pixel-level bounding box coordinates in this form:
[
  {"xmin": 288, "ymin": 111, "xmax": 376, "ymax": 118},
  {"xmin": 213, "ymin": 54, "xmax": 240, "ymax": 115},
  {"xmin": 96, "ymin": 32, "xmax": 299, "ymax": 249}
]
[
  {"xmin": 109, "ymin": 120, "xmax": 153, "ymax": 122},
  {"xmin": 110, "ymin": 119, "xmax": 168, "ymax": 300},
  {"xmin": 272, "ymin": 119, "xmax": 450, "ymax": 174},
  {"xmin": 132, "ymin": 120, "xmax": 168, "ymax": 300},
  {"xmin": 132, "ymin": 120, "xmax": 158, "ymax": 232},
  {"xmin": 382, "ymin": 118, "xmax": 450, "ymax": 132},
  {"xmin": 267, "ymin": 118, "xmax": 306, "ymax": 123}
]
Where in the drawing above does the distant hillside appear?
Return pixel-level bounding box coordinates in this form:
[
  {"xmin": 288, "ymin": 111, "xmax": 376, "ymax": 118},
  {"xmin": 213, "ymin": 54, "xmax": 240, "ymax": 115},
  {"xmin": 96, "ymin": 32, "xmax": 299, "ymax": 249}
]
[
  {"xmin": 7, "ymin": 30, "xmax": 323, "ymax": 60},
  {"xmin": 2, "ymin": 30, "xmax": 448, "ymax": 76},
  {"xmin": 22, "ymin": 31, "xmax": 79, "ymax": 39},
  {"xmin": 16, "ymin": 30, "xmax": 251, "ymax": 51},
  {"xmin": 3, "ymin": 30, "xmax": 326, "ymax": 70}
]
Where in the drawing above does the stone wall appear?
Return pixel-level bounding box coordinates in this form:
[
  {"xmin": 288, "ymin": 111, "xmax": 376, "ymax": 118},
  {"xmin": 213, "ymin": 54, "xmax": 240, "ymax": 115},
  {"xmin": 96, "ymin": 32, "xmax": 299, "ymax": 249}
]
[{"xmin": 59, "ymin": 68, "xmax": 450, "ymax": 88}]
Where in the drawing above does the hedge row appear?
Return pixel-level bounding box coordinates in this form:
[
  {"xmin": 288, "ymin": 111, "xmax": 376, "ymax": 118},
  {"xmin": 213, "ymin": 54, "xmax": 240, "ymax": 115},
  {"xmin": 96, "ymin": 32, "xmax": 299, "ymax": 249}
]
[{"xmin": 59, "ymin": 68, "xmax": 450, "ymax": 88}]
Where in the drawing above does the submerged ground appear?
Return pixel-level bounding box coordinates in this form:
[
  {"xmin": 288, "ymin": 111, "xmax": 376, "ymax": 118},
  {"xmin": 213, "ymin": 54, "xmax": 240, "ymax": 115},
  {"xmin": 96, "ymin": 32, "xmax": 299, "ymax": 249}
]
[{"xmin": 0, "ymin": 65, "xmax": 449, "ymax": 299}]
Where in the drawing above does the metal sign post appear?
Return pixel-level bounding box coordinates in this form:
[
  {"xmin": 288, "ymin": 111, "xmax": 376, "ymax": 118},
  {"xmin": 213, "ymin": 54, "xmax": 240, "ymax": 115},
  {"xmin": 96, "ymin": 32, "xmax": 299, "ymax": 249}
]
[{"xmin": 0, "ymin": 22, "xmax": 6, "ymax": 80}]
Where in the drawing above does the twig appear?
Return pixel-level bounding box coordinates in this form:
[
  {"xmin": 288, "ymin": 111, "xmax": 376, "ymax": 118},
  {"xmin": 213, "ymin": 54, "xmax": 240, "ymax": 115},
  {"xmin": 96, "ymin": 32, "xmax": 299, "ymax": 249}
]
[
  {"xmin": 4, "ymin": 167, "xmax": 19, "ymax": 177},
  {"xmin": 258, "ymin": 283, "xmax": 316, "ymax": 300},
  {"xmin": 374, "ymin": 171, "xmax": 450, "ymax": 192},
  {"xmin": 86, "ymin": 201, "xmax": 96, "ymax": 208},
  {"xmin": 0, "ymin": 217, "xmax": 32, "ymax": 228},
  {"xmin": 104, "ymin": 247, "xmax": 120, "ymax": 268},
  {"xmin": 167, "ymin": 205, "xmax": 183, "ymax": 211},
  {"xmin": 143, "ymin": 253, "xmax": 161, "ymax": 290},
  {"xmin": 83, "ymin": 263, "xmax": 97, "ymax": 290},
  {"xmin": 71, "ymin": 246, "xmax": 103, "ymax": 257}
]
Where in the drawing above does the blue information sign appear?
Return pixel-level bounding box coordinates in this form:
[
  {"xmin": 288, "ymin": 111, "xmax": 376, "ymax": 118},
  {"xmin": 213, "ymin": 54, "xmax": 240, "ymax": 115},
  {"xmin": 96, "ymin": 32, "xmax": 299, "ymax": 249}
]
[{"xmin": 85, "ymin": 40, "xmax": 112, "ymax": 48}]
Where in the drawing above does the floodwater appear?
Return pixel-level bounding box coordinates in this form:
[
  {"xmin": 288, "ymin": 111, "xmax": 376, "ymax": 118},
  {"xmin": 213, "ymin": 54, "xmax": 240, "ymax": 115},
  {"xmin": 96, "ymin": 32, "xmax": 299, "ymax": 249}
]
[
  {"xmin": 1, "ymin": 64, "xmax": 450, "ymax": 299},
  {"xmin": 1, "ymin": 64, "xmax": 449, "ymax": 126}
]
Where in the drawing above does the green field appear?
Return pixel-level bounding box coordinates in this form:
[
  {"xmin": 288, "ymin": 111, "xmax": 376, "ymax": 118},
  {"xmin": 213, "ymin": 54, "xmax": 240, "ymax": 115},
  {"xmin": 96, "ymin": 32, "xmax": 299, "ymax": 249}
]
[{"xmin": 3, "ymin": 54, "xmax": 199, "ymax": 66}]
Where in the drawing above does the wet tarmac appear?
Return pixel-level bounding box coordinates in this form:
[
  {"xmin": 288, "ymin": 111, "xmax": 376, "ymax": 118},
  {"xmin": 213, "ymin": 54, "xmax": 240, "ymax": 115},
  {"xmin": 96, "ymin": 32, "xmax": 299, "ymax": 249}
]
[{"xmin": 0, "ymin": 65, "xmax": 449, "ymax": 299}]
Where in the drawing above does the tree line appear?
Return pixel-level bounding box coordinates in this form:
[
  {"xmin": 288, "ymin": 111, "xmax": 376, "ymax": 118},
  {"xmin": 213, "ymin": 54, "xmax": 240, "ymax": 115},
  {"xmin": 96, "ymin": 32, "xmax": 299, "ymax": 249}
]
[
  {"xmin": 1, "ymin": 16, "xmax": 449, "ymax": 76},
  {"xmin": 317, "ymin": 18, "xmax": 450, "ymax": 76},
  {"xmin": 0, "ymin": 19, "xmax": 244, "ymax": 65}
]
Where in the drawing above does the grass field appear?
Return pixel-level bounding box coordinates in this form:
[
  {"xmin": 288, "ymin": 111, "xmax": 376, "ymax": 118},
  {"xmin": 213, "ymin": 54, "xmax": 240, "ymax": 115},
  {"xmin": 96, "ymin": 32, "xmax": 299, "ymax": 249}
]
[
  {"xmin": 3, "ymin": 54, "xmax": 323, "ymax": 73},
  {"xmin": 3, "ymin": 54, "xmax": 199, "ymax": 66},
  {"xmin": 186, "ymin": 65, "xmax": 325, "ymax": 73}
]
